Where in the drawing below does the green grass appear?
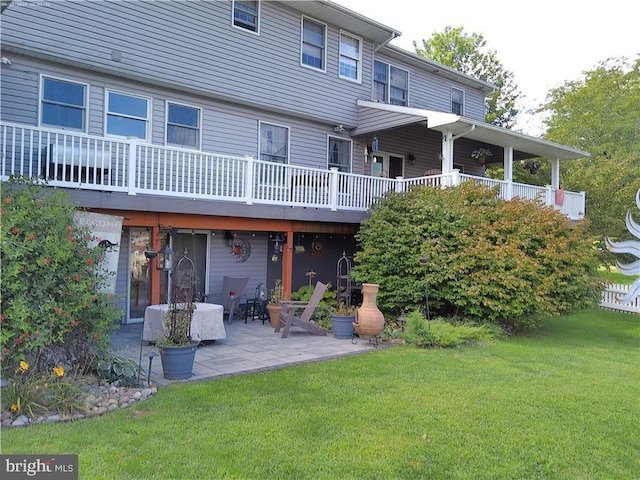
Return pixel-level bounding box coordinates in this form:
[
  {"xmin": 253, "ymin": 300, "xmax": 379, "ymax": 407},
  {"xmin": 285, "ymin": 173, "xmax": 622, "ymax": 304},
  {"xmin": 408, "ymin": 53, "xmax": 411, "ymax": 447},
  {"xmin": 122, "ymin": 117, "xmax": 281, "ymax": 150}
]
[
  {"xmin": 2, "ymin": 309, "xmax": 639, "ymax": 479},
  {"xmin": 600, "ymin": 266, "xmax": 639, "ymax": 285}
]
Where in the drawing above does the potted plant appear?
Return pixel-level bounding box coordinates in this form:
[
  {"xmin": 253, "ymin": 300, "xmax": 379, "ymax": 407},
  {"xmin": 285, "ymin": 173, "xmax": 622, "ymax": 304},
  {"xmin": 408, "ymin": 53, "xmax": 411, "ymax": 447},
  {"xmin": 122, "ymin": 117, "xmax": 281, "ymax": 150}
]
[
  {"xmin": 471, "ymin": 148, "xmax": 493, "ymax": 165},
  {"xmin": 157, "ymin": 300, "xmax": 198, "ymax": 380},
  {"xmin": 330, "ymin": 300, "xmax": 357, "ymax": 339},
  {"xmin": 524, "ymin": 161, "xmax": 541, "ymax": 174},
  {"xmin": 266, "ymin": 279, "xmax": 284, "ymax": 328}
]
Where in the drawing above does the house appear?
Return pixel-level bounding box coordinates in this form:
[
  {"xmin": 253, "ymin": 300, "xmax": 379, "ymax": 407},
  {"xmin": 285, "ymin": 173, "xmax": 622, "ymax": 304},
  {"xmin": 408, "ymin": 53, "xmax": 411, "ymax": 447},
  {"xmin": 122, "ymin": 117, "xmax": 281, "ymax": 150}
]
[{"xmin": 0, "ymin": 0, "xmax": 588, "ymax": 323}]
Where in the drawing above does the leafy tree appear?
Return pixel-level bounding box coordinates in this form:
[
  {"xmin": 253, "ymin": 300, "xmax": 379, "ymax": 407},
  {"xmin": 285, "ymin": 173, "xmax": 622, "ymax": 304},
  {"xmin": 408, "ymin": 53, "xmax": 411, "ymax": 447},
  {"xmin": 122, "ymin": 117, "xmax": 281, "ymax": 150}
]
[
  {"xmin": 413, "ymin": 26, "xmax": 520, "ymax": 128},
  {"xmin": 1, "ymin": 178, "xmax": 122, "ymax": 376},
  {"xmin": 351, "ymin": 182, "xmax": 603, "ymax": 331},
  {"xmin": 540, "ymin": 56, "xmax": 640, "ymax": 244}
]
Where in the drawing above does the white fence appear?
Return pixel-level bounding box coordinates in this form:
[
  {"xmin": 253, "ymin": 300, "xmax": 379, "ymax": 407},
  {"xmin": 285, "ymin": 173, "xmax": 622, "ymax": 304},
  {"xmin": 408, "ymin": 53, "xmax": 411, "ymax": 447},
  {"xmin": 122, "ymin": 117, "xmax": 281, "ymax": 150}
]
[{"xmin": 599, "ymin": 283, "xmax": 640, "ymax": 314}]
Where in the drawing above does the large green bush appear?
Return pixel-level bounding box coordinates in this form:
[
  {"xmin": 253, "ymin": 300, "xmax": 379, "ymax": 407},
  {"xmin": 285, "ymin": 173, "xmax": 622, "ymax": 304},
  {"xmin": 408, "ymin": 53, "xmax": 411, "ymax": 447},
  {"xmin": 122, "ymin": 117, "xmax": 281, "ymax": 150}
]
[
  {"xmin": 352, "ymin": 182, "xmax": 604, "ymax": 331},
  {"xmin": 1, "ymin": 178, "xmax": 122, "ymax": 375}
]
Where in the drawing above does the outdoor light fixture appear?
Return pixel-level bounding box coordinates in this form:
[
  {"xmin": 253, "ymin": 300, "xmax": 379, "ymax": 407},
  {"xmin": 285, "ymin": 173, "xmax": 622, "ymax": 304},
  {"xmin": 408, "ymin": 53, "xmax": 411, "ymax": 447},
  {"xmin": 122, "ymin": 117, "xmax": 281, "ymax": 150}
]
[
  {"xmin": 407, "ymin": 153, "xmax": 416, "ymax": 165},
  {"xmin": 272, "ymin": 233, "xmax": 286, "ymax": 253},
  {"xmin": 144, "ymin": 230, "xmax": 174, "ymax": 271}
]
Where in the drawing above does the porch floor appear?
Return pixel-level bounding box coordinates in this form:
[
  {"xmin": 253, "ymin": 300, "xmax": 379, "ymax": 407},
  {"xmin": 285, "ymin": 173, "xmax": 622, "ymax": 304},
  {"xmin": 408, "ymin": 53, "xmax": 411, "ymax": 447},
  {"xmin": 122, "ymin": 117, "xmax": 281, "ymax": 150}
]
[{"xmin": 111, "ymin": 318, "xmax": 378, "ymax": 387}]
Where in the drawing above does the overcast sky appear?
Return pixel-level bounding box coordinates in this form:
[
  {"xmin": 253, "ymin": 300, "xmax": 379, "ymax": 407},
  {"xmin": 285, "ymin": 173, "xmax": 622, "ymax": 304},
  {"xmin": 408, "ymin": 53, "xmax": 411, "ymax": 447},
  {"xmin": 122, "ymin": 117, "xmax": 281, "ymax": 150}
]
[{"xmin": 333, "ymin": 0, "xmax": 639, "ymax": 134}]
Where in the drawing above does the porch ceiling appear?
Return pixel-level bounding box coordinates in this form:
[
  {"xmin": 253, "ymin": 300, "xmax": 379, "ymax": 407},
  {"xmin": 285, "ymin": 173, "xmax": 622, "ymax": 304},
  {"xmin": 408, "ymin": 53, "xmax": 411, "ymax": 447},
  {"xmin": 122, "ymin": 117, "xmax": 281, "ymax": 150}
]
[{"xmin": 353, "ymin": 100, "xmax": 591, "ymax": 161}]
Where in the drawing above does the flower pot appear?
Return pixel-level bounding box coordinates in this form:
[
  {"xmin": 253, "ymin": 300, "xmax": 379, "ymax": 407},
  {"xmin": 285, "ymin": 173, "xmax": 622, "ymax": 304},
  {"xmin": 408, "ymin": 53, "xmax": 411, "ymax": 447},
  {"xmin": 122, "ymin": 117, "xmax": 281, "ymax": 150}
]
[
  {"xmin": 159, "ymin": 342, "xmax": 197, "ymax": 380},
  {"xmin": 331, "ymin": 314, "xmax": 355, "ymax": 339},
  {"xmin": 266, "ymin": 304, "xmax": 283, "ymax": 328},
  {"xmin": 354, "ymin": 283, "xmax": 385, "ymax": 337}
]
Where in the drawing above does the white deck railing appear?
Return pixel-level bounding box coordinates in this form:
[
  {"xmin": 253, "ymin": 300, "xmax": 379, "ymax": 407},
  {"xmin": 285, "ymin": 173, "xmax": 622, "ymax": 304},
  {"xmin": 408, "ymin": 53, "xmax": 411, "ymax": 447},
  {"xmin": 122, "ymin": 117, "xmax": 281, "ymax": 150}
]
[{"xmin": 0, "ymin": 122, "xmax": 585, "ymax": 218}]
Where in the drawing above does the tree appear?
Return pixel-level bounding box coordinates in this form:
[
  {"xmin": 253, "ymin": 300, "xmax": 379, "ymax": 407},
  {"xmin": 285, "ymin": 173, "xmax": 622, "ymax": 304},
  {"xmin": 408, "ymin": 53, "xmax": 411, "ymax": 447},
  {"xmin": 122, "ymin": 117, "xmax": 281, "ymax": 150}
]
[
  {"xmin": 540, "ymin": 57, "xmax": 640, "ymax": 243},
  {"xmin": 413, "ymin": 26, "xmax": 520, "ymax": 128},
  {"xmin": 351, "ymin": 183, "xmax": 603, "ymax": 331}
]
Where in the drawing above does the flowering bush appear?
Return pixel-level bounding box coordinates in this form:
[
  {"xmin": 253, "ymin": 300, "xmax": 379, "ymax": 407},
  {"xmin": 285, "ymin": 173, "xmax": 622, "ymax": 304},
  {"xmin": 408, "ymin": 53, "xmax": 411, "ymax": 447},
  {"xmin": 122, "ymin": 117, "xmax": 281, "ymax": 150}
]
[{"xmin": 1, "ymin": 177, "xmax": 122, "ymax": 376}]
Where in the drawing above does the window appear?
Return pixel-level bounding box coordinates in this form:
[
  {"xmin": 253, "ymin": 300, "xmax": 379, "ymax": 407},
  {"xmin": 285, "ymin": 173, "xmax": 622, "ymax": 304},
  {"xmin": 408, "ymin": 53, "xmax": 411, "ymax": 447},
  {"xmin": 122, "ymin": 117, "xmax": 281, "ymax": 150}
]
[
  {"xmin": 328, "ymin": 136, "xmax": 351, "ymax": 172},
  {"xmin": 40, "ymin": 77, "xmax": 87, "ymax": 130},
  {"xmin": 451, "ymin": 87, "xmax": 464, "ymax": 115},
  {"xmin": 233, "ymin": 0, "xmax": 259, "ymax": 33},
  {"xmin": 259, "ymin": 123, "xmax": 289, "ymax": 164},
  {"xmin": 374, "ymin": 61, "xmax": 408, "ymax": 106},
  {"xmin": 339, "ymin": 32, "xmax": 361, "ymax": 82},
  {"xmin": 301, "ymin": 17, "xmax": 326, "ymax": 71},
  {"xmin": 106, "ymin": 91, "xmax": 149, "ymax": 140},
  {"xmin": 166, "ymin": 102, "xmax": 201, "ymax": 149}
]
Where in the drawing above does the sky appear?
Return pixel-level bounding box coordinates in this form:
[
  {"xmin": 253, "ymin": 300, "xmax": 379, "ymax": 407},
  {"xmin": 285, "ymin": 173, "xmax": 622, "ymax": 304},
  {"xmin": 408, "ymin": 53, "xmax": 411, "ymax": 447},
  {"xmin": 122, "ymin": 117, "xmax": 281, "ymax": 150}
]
[{"xmin": 332, "ymin": 0, "xmax": 639, "ymax": 135}]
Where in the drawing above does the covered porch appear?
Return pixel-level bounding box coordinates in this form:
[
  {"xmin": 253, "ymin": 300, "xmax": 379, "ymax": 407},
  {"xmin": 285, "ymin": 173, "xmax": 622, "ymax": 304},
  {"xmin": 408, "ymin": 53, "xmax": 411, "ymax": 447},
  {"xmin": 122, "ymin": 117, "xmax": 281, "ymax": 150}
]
[{"xmin": 1, "ymin": 121, "xmax": 586, "ymax": 221}]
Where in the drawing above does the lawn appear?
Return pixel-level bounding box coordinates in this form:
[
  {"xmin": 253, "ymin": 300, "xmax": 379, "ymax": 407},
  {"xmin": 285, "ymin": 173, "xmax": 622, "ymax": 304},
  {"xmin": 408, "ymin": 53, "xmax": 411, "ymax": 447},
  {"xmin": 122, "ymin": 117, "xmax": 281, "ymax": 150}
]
[{"xmin": 1, "ymin": 309, "xmax": 638, "ymax": 479}]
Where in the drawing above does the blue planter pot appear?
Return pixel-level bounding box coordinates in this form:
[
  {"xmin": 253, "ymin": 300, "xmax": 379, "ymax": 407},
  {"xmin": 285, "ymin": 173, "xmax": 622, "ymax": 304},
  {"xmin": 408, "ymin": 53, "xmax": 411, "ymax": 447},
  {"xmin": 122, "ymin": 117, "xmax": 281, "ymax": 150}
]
[
  {"xmin": 159, "ymin": 343, "xmax": 197, "ymax": 379},
  {"xmin": 331, "ymin": 315, "xmax": 355, "ymax": 339}
]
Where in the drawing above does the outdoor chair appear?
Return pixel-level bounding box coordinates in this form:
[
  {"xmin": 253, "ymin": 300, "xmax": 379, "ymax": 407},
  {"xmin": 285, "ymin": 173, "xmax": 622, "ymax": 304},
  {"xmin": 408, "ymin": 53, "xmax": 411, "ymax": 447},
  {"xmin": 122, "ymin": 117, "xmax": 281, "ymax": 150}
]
[
  {"xmin": 275, "ymin": 281, "xmax": 328, "ymax": 338},
  {"xmin": 206, "ymin": 276, "xmax": 249, "ymax": 324}
]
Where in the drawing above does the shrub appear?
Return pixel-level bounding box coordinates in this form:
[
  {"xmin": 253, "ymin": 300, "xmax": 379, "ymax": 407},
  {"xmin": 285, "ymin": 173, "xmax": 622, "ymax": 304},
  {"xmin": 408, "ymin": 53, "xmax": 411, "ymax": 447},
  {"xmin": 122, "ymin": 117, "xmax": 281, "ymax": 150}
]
[
  {"xmin": 1, "ymin": 177, "xmax": 122, "ymax": 376},
  {"xmin": 352, "ymin": 182, "xmax": 604, "ymax": 331},
  {"xmin": 402, "ymin": 310, "xmax": 501, "ymax": 348}
]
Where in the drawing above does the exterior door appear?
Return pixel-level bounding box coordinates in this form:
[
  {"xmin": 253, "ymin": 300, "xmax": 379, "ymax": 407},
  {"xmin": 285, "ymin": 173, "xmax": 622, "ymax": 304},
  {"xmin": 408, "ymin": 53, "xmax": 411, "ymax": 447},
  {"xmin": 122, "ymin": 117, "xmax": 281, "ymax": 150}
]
[
  {"xmin": 129, "ymin": 229, "xmax": 152, "ymax": 322},
  {"xmin": 371, "ymin": 152, "xmax": 405, "ymax": 178}
]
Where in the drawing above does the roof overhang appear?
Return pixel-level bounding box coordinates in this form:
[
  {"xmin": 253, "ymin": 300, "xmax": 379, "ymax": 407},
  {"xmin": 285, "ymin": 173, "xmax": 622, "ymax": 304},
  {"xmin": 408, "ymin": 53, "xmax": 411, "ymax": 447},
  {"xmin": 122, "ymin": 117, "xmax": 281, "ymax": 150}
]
[{"xmin": 354, "ymin": 100, "xmax": 590, "ymax": 160}]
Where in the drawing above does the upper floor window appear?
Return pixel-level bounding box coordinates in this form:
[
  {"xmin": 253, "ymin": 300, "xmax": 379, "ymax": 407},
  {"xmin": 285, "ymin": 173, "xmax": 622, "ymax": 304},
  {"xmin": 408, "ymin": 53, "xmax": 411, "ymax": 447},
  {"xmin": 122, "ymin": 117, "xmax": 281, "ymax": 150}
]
[
  {"xmin": 339, "ymin": 32, "xmax": 361, "ymax": 82},
  {"xmin": 301, "ymin": 17, "xmax": 326, "ymax": 71},
  {"xmin": 166, "ymin": 102, "xmax": 201, "ymax": 149},
  {"xmin": 233, "ymin": 0, "xmax": 259, "ymax": 33},
  {"xmin": 106, "ymin": 91, "xmax": 149, "ymax": 140},
  {"xmin": 451, "ymin": 87, "xmax": 464, "ymax": 115},
  {"xmin": 40, "ymin": 76, "xmax": 87, "ymax": 131},
  {"xmin": 374, "ymin": 61, "xmax": 408, "ymax": 106},
  {"xmin": 328, "ymin": 136, "xmax": 351, "ymax": 172},
  {"xmin": 259, "ymin": 122, "xmax": 289, "ymax": 164}
]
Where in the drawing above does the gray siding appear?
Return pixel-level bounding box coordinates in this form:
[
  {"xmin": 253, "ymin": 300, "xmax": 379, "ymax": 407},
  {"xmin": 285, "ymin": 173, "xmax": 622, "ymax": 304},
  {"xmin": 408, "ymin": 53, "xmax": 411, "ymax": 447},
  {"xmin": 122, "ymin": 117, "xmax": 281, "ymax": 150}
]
[
  {"xmin": 1, "ymin": 0, "xmax": 374, "ymax": 127},
  {"xmin": 373, "ymin": 51, "xmax": 486, "ymax": 122}
]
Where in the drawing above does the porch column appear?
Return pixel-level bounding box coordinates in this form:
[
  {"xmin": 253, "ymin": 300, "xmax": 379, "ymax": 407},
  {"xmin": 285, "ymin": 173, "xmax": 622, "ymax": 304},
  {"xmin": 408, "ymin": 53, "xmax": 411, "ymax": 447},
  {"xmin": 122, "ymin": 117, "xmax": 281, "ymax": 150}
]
[
  {"xmin": 504, "ymin": 145, "xmax": 513, "ymax": 200},
  {"xmin": 551, "ymin": 158, "xmax": 560, "ymax": 189},
  {"xmin": 441, "ymin": 131, "xmax": 453, "ymax": 173},
  {"xmin": 150, "ymin": 225, "xmax": 162, "ymax": 305},
  {"xmin": 282, "ymin": 231, "xmax": 294, "ymax": 300}
]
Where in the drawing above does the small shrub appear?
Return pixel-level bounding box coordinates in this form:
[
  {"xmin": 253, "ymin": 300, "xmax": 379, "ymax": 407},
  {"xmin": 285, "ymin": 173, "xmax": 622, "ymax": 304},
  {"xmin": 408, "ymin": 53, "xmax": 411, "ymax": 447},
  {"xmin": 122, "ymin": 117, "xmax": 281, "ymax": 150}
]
[
  {"xmin": 97, "ymin": 355, "xmax": 143, "ymax": 386},
  {"xmin": 402, "ymin": 310, "xmax": 501, "ymax": 348}
]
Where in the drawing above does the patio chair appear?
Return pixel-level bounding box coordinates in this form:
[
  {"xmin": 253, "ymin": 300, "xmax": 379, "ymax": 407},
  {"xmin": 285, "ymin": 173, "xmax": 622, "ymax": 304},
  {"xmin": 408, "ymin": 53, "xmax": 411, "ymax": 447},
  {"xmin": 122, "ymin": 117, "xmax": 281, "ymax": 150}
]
[
  {"xmin": 207, "ymin": 276, "xmax": 249, "ymax": 324},
  {"xmin": 275, "ymin": 281, "xmax": 328, "ymax": 338}
]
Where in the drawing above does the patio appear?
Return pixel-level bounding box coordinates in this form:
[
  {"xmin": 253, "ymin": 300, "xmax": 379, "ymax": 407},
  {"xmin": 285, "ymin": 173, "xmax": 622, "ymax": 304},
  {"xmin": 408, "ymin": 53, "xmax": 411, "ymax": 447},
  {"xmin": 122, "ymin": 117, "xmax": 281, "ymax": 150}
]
[{"xmin": 111, "ymin": 319, "xmax": 378, "ymax": 387}]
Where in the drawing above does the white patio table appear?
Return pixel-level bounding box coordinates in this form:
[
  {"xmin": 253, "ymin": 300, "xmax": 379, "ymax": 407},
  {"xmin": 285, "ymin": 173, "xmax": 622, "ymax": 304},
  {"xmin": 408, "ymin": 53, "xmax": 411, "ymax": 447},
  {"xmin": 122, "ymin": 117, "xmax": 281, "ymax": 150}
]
[{"xmin": 142, "ymin": 303, "xmax": 225, "ymax": 342}]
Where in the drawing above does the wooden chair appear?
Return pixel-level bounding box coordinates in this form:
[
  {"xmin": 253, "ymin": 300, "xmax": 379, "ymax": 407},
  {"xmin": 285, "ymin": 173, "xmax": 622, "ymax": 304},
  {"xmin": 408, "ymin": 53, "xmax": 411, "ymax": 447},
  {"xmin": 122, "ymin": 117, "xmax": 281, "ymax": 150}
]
[{"xmin": 275, "ymin": 281, "xmax": 328, "ymax": 338}]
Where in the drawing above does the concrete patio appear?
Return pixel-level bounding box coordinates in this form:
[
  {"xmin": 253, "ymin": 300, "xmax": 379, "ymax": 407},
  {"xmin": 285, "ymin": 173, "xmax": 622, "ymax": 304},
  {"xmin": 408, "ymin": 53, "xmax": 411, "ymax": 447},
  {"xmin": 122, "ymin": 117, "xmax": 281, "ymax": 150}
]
[{"xmin": 111, "ymin": 318, "xmax": 379, "ymax": 387}]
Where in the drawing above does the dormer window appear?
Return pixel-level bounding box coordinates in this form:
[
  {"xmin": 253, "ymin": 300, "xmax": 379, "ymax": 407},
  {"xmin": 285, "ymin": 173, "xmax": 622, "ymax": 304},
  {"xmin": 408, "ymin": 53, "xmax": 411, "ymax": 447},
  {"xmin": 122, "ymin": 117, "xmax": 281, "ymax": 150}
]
[
  {"xmin": 233, "ymin": 0, "xmax": 259, "ymax": 33},
  {"xmin": 451, "ymin": 87, "xmax": 464, "ymax": 115}
]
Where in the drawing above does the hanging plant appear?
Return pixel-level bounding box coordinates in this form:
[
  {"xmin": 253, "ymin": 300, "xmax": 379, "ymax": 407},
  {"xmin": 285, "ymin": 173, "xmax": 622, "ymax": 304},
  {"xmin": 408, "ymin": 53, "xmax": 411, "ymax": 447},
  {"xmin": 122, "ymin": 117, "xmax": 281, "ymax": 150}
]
[
  {"xmin": 471, "ymin": 148, "xmax": 492, "ymax": 164},
  {"xmin": 523, "ymin": 161, "xmax": 541, "ymax": 174}
]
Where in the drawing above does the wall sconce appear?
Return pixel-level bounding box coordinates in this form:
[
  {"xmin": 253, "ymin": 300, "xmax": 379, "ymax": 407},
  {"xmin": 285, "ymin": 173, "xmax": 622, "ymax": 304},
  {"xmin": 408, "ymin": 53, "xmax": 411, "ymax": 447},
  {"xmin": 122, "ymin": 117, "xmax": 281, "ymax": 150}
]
[
  {"xmin": 272, "ymin": 233, "xmax": 286, "ymax": 253},
  {"xmin": 407, "ymin": 153, "xmax": 416, "ymax": 165},
  {"xmin": 224, "ymin": 230, "xmax": 235, "ymax": 248},
  {"xmin": 144, "ymin": 231, "xmax": 174, "ymax": 271}
]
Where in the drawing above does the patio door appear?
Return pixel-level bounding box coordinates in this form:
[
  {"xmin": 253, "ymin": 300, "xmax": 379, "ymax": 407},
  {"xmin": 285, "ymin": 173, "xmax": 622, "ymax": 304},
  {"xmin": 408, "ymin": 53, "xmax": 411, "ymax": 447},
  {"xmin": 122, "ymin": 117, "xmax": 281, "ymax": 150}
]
[
  {"xmin": 160, "ymin": 231, "xmax": 209, "ymax": 303},
  {"xmin": 129, "ymin": 229, "xmax": 152, "ymax": 322},
  {"xmin": 372, "ymin": 152, "xmax": 404, "ymax": 178}
]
